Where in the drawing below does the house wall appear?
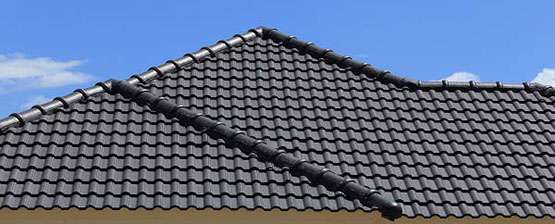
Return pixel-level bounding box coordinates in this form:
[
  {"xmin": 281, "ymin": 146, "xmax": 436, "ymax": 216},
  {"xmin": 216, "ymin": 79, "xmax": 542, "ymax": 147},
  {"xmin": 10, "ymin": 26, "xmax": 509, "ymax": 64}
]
[{"xmin": 0, "ymin": 208, "xmax": 552, "ymax": 224}]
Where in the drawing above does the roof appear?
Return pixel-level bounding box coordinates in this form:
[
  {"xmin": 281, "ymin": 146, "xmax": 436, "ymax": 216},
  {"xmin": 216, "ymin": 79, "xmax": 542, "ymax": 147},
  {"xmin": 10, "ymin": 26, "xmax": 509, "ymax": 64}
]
[{"xmin": 0, "ymin": 27, "xmax": 554, "ymax": 219}]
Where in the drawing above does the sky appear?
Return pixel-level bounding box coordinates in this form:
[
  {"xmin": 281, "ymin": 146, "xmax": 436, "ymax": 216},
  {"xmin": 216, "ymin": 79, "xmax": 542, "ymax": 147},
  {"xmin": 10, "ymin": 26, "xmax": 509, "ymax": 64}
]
[{"xmin": 0, "ymin": 1, "xmax": 554, "ymax": 117}]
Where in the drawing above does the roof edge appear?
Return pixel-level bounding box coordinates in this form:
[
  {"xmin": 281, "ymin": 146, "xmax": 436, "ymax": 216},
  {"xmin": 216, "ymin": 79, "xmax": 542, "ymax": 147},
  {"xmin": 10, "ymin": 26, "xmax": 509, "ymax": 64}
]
[
  {"xmin": 0, "ymin": 28, "xmax": 264, "ymax": 131},
  {"xmin": 260, "ymin": 27, "xmax": 555, "ymax": 97}
]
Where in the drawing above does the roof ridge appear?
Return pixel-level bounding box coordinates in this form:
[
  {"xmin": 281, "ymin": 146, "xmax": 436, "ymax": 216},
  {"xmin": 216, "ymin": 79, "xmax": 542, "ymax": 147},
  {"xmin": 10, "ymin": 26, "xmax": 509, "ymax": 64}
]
[
  {"xmin": 260, "ymin": 27, "xmax": 555, "ymax": 97},
  {"xmin": 0, "ymin": 28, "xmax": 264, "ymax": 131},
  {"xmin": 110, "ymin": 80, "xmax": 403, "ymax": 220}
]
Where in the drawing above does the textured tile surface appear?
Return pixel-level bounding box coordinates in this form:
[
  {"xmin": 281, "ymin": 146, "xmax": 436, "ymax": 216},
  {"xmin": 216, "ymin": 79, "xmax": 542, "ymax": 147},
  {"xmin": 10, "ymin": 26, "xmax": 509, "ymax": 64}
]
[{"xmin": 0, "ymin": 37, "xmax": 554, "ymax": 218}]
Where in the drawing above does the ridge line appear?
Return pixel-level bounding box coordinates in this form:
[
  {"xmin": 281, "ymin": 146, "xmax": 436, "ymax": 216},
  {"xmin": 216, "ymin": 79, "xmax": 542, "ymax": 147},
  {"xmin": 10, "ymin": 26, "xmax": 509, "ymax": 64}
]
[
  {"xmin": 260, "ymin": 27, "xmax": 555, "ymax": 97},
  {"xmin": 0, "ymin": 28, "xmax": 263, "ymax": 131},
  {"xmin": 109, "ymin": 80, "xmax": 404, "ymax": 220}
]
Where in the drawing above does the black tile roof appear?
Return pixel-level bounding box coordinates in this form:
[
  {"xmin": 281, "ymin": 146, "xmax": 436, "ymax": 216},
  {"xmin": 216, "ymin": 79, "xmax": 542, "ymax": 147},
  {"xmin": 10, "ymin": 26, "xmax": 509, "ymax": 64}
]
[{"xmin": 0, "ymin": 27, "xmax": 554, "ymax": 219}]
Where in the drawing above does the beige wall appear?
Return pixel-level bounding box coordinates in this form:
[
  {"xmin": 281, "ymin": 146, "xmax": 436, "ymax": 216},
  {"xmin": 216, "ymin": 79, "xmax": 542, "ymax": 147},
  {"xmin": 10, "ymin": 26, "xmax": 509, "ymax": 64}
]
[{"xmin": 0, "ymin": 208, "xmax": 552, "ymax": 224}]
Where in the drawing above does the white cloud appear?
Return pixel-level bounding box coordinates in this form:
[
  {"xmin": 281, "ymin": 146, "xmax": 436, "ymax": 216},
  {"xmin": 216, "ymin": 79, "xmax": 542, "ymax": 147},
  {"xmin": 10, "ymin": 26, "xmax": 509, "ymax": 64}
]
[
  {"xmin": 0, "ymin": 54, "xmax": 92, "ymax": 93},
  {"xmin": 21, "ymin": 95, "xmax": 50, "ymax": 109},
  {"xmin": 532, "ymin": 68, "xmax": 555, "ymax": 87},
  {"xmin": 442, "ymin": 72, "xmax": 480, "ymax": 82}
]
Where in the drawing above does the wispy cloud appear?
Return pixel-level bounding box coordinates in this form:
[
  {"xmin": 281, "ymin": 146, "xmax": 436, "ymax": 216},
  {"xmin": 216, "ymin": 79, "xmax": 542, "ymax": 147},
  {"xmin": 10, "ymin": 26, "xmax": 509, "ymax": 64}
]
[
  {"xmin": 0, "ymin": 54, "xmax": 93, "ymax": 94},
  {"xmin": 21, "ymin": 95, "xmax": 50, "ymax": 109},
  {"xmin": 442, "ymin": 72, "xmax": 480, "ymax": 82},
  {"xmin": 532, "ymin": 68, "xmax": 555, "ymax": 87}
]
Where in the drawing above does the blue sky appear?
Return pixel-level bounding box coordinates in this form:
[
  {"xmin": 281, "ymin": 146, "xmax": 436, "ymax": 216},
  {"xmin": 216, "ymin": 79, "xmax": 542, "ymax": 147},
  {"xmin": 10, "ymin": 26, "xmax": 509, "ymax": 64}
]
[{"xmin": 1, "ymin": 1, "xmax": 554, "ymax": 117}]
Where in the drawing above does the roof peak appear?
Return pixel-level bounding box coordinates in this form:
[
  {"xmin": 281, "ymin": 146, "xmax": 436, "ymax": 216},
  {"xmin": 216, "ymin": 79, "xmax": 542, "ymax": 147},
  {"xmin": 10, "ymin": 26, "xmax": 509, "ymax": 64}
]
[{"xmin": 1, "ymin": 26, "xmax": 553, "ymax": 131}]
